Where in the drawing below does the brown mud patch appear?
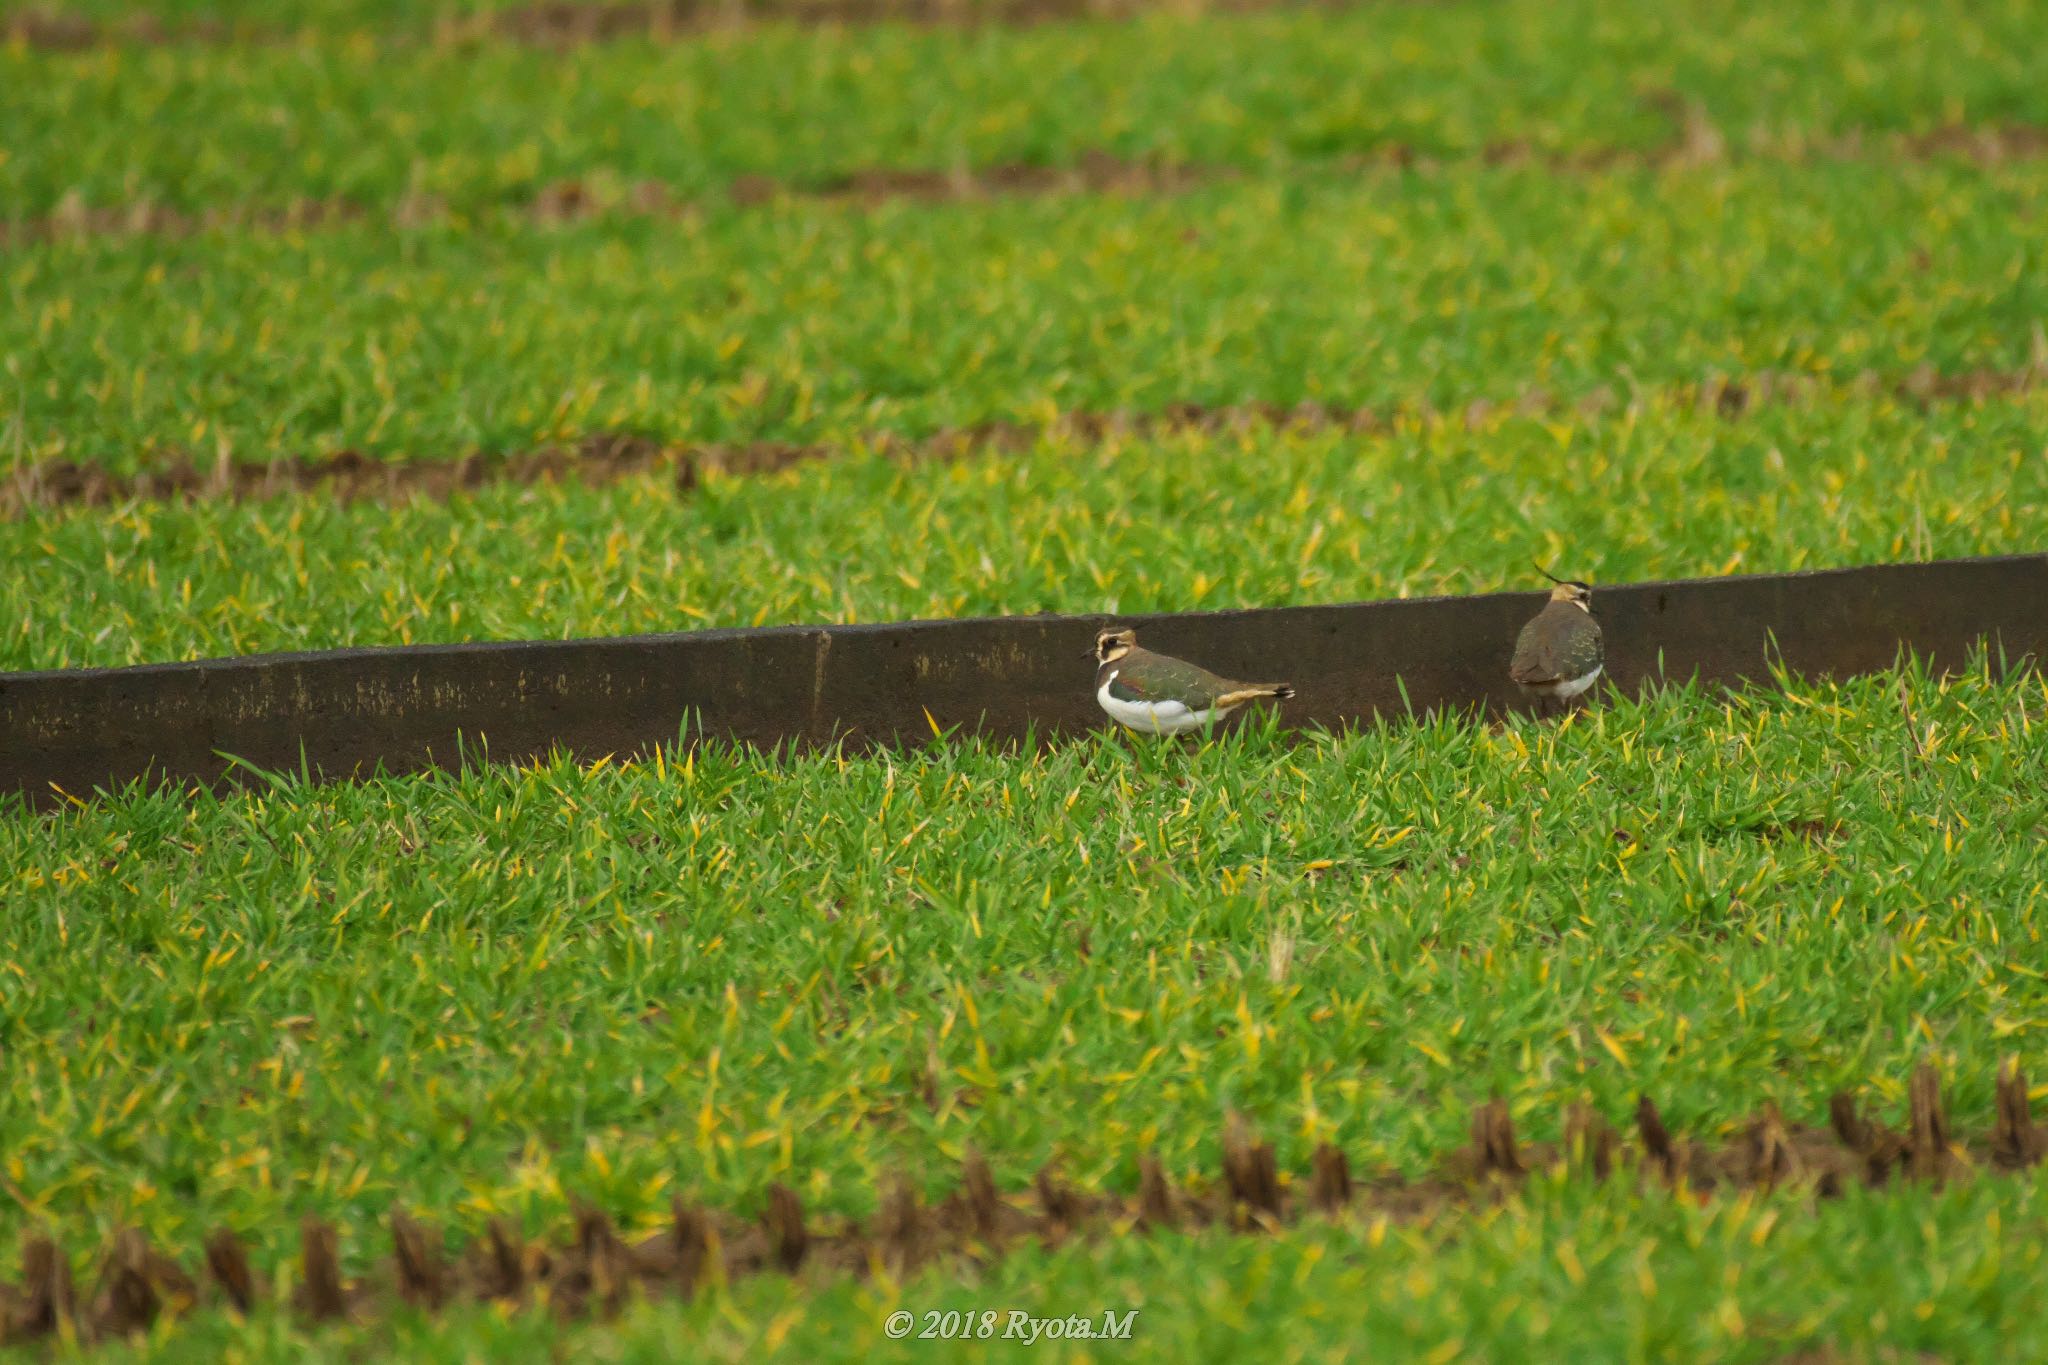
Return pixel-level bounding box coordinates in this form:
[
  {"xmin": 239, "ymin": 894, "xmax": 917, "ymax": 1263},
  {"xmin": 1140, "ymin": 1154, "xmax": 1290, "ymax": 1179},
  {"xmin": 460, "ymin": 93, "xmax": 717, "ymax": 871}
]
[{"xmin": 0, "ymin": 1063, "xmax": 2038, "ymax": 1349}]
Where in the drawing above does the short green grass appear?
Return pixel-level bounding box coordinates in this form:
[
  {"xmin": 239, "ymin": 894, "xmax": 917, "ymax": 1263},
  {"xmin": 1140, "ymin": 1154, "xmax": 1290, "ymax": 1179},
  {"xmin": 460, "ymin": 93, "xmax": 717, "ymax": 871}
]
[
  {"xmin": 8, "ymin": 159, "xmax": 2047, "ymax": 470},
  {"xmin": 5, "ymin": 389, "xmax": 2045, "ymax": 671},
  {"xmin": 4, "ymin": 664, "xmax": 2047, "ymax": 1359}
]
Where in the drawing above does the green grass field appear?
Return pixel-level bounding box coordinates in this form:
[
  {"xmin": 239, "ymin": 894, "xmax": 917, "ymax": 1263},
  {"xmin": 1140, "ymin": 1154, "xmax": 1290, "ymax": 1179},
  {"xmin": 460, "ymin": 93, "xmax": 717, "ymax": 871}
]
[
  {"xmin": 8, "ymin": 0, "xmax": 2047, "ymax": 220},
  {"xmin": 6, "ymin": 0, "xmax": 2048, "ymax": 1358},
  {"xmin": 10, "ymin": 159, "xmax": 2048, "ymax": 471},
  {"xmin": 6, "ymin": 392, "xmax": 2046, "ymax": 670}
]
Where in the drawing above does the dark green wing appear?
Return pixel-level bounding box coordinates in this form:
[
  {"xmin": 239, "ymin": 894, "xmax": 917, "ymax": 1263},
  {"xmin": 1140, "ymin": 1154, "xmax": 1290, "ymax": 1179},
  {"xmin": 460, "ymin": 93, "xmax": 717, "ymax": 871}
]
[
  {"xmin": 1510, "ymin": 603, "xmax": 1604, "ymax": 683},
  {"xmin": 1105, "ymin": 673, "xmax": 1151, "ymax": 703},
  {"xmin": 1110, "ymin": 651, "xmax": 1229, "ymax": 709}
]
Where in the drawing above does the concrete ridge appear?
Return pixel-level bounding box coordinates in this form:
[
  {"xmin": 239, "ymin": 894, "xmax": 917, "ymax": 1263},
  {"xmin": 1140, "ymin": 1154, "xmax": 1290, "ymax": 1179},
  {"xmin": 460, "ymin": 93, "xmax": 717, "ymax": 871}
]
[{"xmin": 3, "ymin": 554, "xmax": 2043, "ymax": 808}]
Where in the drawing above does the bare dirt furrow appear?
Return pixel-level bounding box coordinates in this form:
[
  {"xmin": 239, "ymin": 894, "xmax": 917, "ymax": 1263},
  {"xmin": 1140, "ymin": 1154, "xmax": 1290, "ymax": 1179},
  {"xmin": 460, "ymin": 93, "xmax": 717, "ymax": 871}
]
[
  {"xmin": 0, "ymin": 1065, "xmax": 2039, "ymax": 1349},
  {"xmin": 7, "ymin": 122, "xmax": 2048, "ymax": 252},
  {"xmin": 5, "ymin": 0, "xmax": 1340, "ymax": 52},
  {"xmin": 5, "ymin": 359, "xmax": 2044, "ymax": 518}
]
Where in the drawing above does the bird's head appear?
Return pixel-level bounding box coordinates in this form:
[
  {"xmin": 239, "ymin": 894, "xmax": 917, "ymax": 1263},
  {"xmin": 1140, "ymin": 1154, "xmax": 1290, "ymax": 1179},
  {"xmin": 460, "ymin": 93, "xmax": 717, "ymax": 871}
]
[
  {"xmin": 1536, "ymin": 563, "xmax": 1594, "ymax": 612},
  {"xmin": 1092, "ymin": 628, "xmax": 1137, "ymax": 664}
]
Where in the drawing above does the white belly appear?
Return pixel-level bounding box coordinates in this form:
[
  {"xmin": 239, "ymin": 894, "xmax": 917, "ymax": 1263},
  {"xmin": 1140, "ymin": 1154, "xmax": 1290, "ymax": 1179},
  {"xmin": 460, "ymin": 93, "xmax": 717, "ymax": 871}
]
[
  {"xmin": 1547, "ymin": 665, "xmax": 1603, "ymax": 700},
  {"xmin": 1097, "ymin": 676, "xmax": 1217, "ymax": 736}
]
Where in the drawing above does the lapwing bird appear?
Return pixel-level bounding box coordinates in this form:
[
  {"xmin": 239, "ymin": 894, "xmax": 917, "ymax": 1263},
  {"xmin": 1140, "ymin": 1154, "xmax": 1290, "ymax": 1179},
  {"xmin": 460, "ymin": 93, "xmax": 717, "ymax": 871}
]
[
  {"xmin": 1510, "ymin": 567, "xmax": 1604, "ymax": 713},
  {"xmin": 1090, "ymin": 628, "xmax": 1295, "ymax": 737}
]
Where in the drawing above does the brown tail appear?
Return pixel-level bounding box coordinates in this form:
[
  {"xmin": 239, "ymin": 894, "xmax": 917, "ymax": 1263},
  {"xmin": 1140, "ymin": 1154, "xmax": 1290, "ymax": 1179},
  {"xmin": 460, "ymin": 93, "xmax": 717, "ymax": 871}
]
[{"xmin": 1216, "ymin": 684, "xmax": 1295, "ymax": 708}]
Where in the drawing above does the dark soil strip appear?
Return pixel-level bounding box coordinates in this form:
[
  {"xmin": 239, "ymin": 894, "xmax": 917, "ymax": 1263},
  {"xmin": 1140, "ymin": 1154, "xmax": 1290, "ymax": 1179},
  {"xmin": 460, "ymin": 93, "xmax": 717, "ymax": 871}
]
[
  {"xmin": 486, "ymin": 0, "xmax": 1335, "ymax": 45},
  {"xmin": 0, "ymin": 1064, "xmax": 2039, "ymax": 1350},
  {"xmin": 5, "ymin": 360, "xmax": 2043, "ymax": 518},
  {"xmin": 0, "ymin": 149, "xmax": 1211, "ymax": 247},
  {"xmin": 7, "ymin": 193, "xmax": 374, "ymax": 247},
  {"xmin": 5, "ymin": 0, "xmax": 1331, "ymax": 51},
  {"xmin": 9, "ymin": 122, "xmax": 2048, "ymax": 251},
  {"xmin": 2, "ymin": 10, "xmax": 236, "ymax": 49}
]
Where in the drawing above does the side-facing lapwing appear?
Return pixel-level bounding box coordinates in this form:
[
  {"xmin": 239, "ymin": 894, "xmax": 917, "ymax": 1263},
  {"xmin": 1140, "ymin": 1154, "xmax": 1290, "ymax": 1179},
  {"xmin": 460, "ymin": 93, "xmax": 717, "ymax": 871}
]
[{"xmin": 1090, "ymin": 628, "xmax": 1295, "ymax": 737}]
